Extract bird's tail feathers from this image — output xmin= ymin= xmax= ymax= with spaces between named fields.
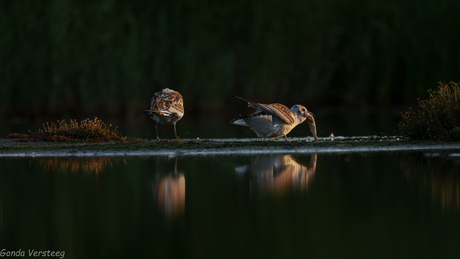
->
xmin=231 ymin=95 xmax=247 ymax=102
xmin=230 ymin=118 xmax=248 ymax=126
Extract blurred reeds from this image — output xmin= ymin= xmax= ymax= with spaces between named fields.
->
xmin=400 ymin=154 xmax=460 ymax=210
xmin=1 ymin=0 xmax=459 ymax=117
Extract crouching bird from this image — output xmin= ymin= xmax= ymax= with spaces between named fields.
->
xmin=145 ymin=88 xmax=184 ymax=141
xmin=230 ymin=95 xmax=318 ymax=141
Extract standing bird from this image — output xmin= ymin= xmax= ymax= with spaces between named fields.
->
xmin=230 ymin=95 xmax=318 ymax=141
xmin=145 ymin=88 xmax=184 ymax=141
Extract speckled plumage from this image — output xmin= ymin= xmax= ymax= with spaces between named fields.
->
xmin=230 ymin=95 xmax=318 ymax=141
xmin=145 ymin=88 xmax=184 ymax=141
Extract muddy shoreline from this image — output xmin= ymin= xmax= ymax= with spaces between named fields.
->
xmin=1 ymin=136 xmax=460 ymax=157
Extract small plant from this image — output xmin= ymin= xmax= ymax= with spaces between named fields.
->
xmin=450 ymin=126 xmax=460 ymax=140
xmin=5 ymin=117 xmax=129 ymax=142
xmin=397 ymin=81 xmax=460 ymax=140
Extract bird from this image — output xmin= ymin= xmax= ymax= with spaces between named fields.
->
xmin=230 ymin=95 xmax=318 ymax=141
xmin=145 ymin=88 xmax=184 ymax=141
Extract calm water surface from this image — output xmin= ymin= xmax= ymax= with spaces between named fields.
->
xmin=1 ymin=152 xmax=460 ymax=258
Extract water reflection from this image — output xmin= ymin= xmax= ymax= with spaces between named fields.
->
xmin=3 ymin=153 xmax=460 ymax=258
xmin=1 ymin=200 xmax=3 ymax=231
xmin=236 ymin=154 xmax=317 ymax=196
xmin=400 ymin=153 xmax=460 ymax=210
xmin=152 ymin=159 xmax=186 ymax=217
xmin=37 ymin=157 xmax=114 ymax=174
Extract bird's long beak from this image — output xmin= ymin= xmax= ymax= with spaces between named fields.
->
xmin=305 ymin=112 xmax=318 ymax=141
xmin=308 ymin=121 xmax=318 ymax=141
xmin=303 ymin=111 xmax=315 ymax=118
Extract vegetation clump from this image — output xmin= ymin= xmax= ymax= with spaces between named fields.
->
xmin=5 ymin=117 xmax=129 ymax=142
xmin=398 ymin=82 xmax=460 ymax=140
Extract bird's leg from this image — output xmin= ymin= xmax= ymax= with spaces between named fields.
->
xmin=174 ymin=157 xmax=178 ymax=174
xmin=173 ymin=123 xmax=178 ymax=140
xmin=155 ymin=122 xmax=160 ymax=141
xmin=284 ymin=135 xmax=290 ymax=142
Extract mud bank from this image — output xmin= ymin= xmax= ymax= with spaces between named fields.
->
xmin=1 ymin=136 xmax=459 ymax=157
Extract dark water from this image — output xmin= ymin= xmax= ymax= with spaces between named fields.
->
xmin=1 ymin=152 xmax=460 ymax=259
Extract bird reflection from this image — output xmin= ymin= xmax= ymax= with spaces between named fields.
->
xmin=235 ymin=154 xmax=317 ymax=196
xmin=152 ymin=158 xmax=185 ymax=218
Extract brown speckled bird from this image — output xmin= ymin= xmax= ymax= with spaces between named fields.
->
xmin=145 ymin=88 xmax=184 ymax=141
xmin=230 ymin=95 xmax=318 ymax=141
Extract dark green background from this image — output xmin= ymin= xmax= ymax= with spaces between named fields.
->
xmin=1 ymin=0 xmax=459 ymax=118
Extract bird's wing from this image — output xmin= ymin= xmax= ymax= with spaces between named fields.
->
xmin=151 ymin=90 xmax=184 ymax=114
xmin=232 ymin=95 xmax=295 ymax=124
